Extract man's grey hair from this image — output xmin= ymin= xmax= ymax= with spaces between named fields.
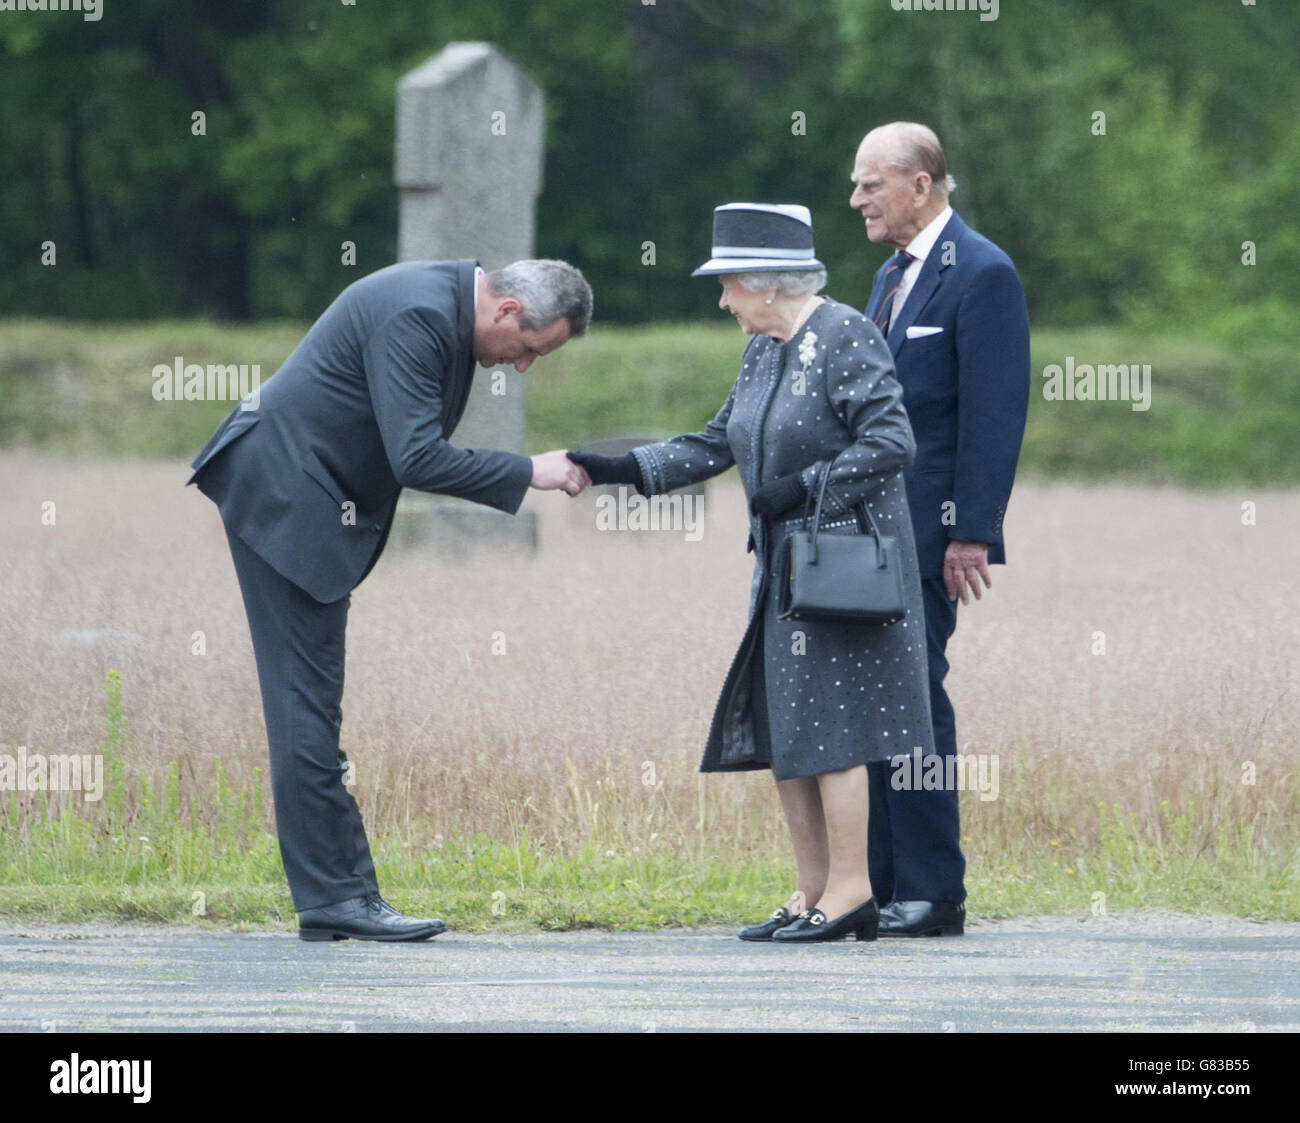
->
xmin=736 ymin=269 xmax=828 ymax=297
xmin=486 ymin=259 xmax=593 ymax=336
xmin=870 ymin=121 xmax=957 ymax=201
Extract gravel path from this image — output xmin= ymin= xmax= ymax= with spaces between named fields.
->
xmin=2 ymin=912 xmax=1295 ymax=1032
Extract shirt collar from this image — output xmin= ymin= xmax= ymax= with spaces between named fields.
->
xmin=903 ymin=204 xmax=953 ymax=264
xmin=474 ymin=265 xmax=484 ymax=312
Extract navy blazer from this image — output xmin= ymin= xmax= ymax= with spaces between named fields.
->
xmin=188 ymin=259 xmax=534 ymax=603
xmin=865 ymin=211 xmax=1030 ymax=580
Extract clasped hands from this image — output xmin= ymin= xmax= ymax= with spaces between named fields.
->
xmin=528 ymin=450 xmax=592 ymax=496
xmin=529 ymin=449 xmax=646 ymax=497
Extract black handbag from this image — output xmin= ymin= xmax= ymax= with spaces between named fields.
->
xmin=775 ymin=466 xmax=906 ymax=624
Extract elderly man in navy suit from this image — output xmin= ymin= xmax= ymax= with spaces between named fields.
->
xmin=854 ymin=122 xmax=1030 ymax=936
xmin=189 ymin=258 xmax=593 ymax=941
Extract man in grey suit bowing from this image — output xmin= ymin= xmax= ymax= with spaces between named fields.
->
xmin=188 ymin=258 xmax=593 ymax=941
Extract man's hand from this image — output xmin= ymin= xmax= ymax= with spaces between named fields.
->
xmin=943 ymin=540 xmax=991 ymax=605
xmin=530 ymin=449 xmax=591 ymax=496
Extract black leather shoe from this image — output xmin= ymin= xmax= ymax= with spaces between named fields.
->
xmin=738 ymin=906 xmax=798 ymax=941
xmin=772 ymin=898 xmax=879 ymax=943
xmin=298 ymin=893 xmax=446 ymax=942
xmin=877 ymin=899 xmax=965 ymax=937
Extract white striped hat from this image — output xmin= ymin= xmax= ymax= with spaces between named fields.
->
xmin=691 ymin=203 xmax=826 ymax=276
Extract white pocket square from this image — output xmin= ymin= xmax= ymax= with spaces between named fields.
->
xmin=906 ymin=325 xmax=944 ymax=339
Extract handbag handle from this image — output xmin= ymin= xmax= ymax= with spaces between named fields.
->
xmin=803 ymin=465 xmax=886 ymax=569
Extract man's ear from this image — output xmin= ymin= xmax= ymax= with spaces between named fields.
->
xmin=492 ymin=297 xmax=522 ymax=324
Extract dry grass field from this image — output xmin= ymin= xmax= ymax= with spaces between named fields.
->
xmin=1 ymin=451 xmax=1297 ymax=920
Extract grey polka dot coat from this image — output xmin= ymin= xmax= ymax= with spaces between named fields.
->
xmin=632 ymin=299 xmax=936 ymax=779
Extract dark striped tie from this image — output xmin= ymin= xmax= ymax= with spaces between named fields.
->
xmin=873 ymin=249 xmax=915 ymax=333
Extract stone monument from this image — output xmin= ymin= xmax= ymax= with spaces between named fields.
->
xmin=392 ymin=41 xmax=545 ymax=555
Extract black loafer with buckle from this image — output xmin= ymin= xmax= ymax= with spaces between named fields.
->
xmin=772 ymin=898 xmax=880 ymax=943
xmin=738 ymin=906 xmax=799 ymax=941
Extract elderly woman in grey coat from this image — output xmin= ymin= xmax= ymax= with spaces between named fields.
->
xmin=570 ymin=204 xmax=935 ymax=942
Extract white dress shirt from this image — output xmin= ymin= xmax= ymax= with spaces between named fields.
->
xmin=893 ymin=204 xmax=953 ymax=322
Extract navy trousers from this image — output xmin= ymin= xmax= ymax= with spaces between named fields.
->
xmin=867 ymin=577 xmax=965 ymax=904
xmin=224 ymin=522 xmax=379 ymax=912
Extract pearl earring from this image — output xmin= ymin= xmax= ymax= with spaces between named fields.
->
xmin=765 ymin=296 xmax=774 ymax=305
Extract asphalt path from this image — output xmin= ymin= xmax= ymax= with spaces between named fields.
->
xmin=2 ymin=912 xmax=1295 ymax=1032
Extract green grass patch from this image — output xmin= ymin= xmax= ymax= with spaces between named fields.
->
xmin=2 ymin=672 xmax=1296 ymax=930
xmin=2 ymin=317 xmax=1299 ymax=486
xmin=5 ymin=825 xmax=1296 ymax=931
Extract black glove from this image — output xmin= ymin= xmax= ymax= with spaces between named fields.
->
xmin=749 ymin=472 xmax=808 ymax=520
xmin=566 ymin=450 xmax=645 ymax=491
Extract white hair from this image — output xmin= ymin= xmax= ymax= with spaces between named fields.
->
xmin=486 ymin=259 xmax=593 ymax=336
xmin=736 ymin=269 xmax=828 ymax=297
xmin=869 ymin=121 xmax=958 ymax=201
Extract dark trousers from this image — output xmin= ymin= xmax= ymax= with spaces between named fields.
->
xmin=867 ymin=577 xmax=965 ymax=904
xmin=224 ymin=523 xmax=379 ymax=912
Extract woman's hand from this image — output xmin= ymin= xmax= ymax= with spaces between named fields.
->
xmin=749 ymin=473 xmax=807 ymax=520
xmin=565 ymin=450 xmax=645 ymax=490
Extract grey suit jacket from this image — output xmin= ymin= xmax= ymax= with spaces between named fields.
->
xmin=188 ymin=259 xmax=533 ymax=603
